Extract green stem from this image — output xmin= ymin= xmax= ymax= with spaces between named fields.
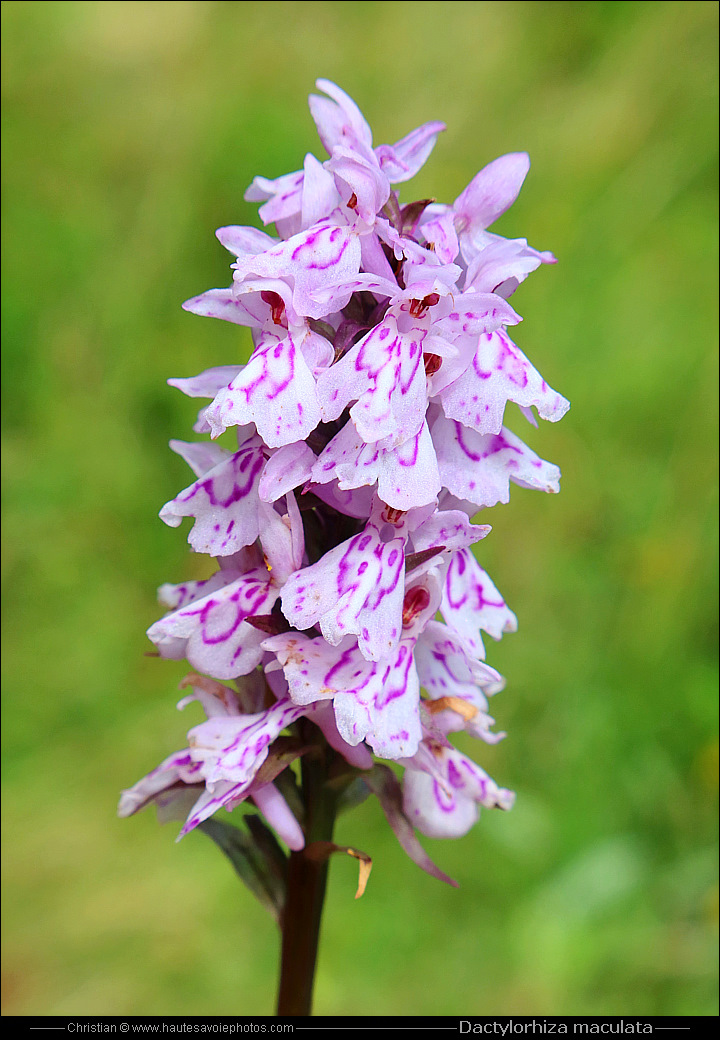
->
xmin=276 ymin=741 xmax=337 ymax=1017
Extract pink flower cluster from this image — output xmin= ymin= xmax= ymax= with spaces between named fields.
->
xmin=119 ymin=81 xmax=568 ymax=880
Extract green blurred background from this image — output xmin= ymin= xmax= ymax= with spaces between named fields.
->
xmin=2 ymin=0 xmax=717 ymax=1018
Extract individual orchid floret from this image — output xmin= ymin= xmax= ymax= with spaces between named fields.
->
xmin=420 ymin=152 xmax=532 ymax=265
xmin=179 ymin=285 xmax=335 ymax=446
xmin=159 ymin=431 xmax=265 ymax=557
xmin=265 ymin=632 xmax=421 ymax=760
xmin=280 ymin=497 xmax=407 ymax=662
xmin=149 ymin=495 xmax=304 ymax=680
xmin=230 ymin=220 xmax=362 ymax=322
xmin=440 ymin=549 xmax=517 ymax=658
xmin=147 ymin=562 xmax=278 ymax=679
xmin=432 ymin=414 xmax=560 ymax=510
xmin=204 ymin=326 xmax=327 ymax=447
xmin=119 ymin=673 xmax=311 ymax=848
xmin=402 ymin=741 xmax=515 ymax=839
xmin=437 ymin=328 xmax=570 ymax=435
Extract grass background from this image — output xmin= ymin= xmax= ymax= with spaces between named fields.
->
xmin=2 ymin=0 xmax=717 ymax=1018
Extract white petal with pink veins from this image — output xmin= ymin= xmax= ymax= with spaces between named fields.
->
xmin=414 ymin=619 xmax=505 ymax=698
xmin=118 ymin=751 xmax=203 ymax=818
xmin=439 ymin=329 xmax=569 ymax=435
xmin=159 ymin=437 xmax=265 ymax=556
xmin=316 ymin=313 xmax=427 ymax=446
xmin=280 ymin=520 xmax=406 ymax=662
xmin=232 ymin=222 xmax=361 ymax=321
xmin=403 ymin=745 xmax=515 ymax=838
xmin=311 ymin=420 xmax=440 ymax=511
xmin=441 ymin=550 xmax=517 ymax=656
xmin=432 ymin=415 xmax=561 ymax=509
xmin=266 ymin=632 xmax=421 ymax=760
xmin=187 ymin=697 xmax=307 ymax=786
xmin=204 ymin=329 xmax=322 ymax=447
xmin=147 ymin=568 xmax=277 ymax=680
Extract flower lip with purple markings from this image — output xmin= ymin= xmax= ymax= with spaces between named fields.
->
xmin=121 ymin=78 xmax=567 ymax=882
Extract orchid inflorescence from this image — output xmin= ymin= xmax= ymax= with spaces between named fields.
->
xmin=119 ymin=80 xmax=569 ymax=891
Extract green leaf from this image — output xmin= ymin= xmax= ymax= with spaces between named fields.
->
xmin=198 ymin=816 xmax=287 ymax=923
xmin=335 ymin=775 xmax=372 ymax=814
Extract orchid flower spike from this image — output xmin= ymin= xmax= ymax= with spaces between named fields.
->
xmin=121 ymin=79 xmax=568 ymax=893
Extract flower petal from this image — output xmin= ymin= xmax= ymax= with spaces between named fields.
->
xmin=259 ymin=442 xmax=316 ymax=503
xmin=148 ymin=570 xmax=278 ymax=680
xmin=439 ymin=329 xmax=569 ymax=435
xmin=167 ymin=364 xmax=241 ymax=399
xmin=204 ymin=329 xmax=322 ymax=447
xmin=403 ymin=745 xmax=515 ymax=838
xmin=317 ymin=314 xmax=427 ymax=445
xmin=309 ymin=79 xmax=374 ymax=156
xmin=312 ymin=420 xmax=440 ymax=511
xmin=454 ymin=152 xmax=530 ymax=251
xmin=376 ymin=121 xmax=446 ymax=183
xmin=280 ymin=520 xmax=406 ymax=661
xmin=432 ymin=416 xmax=561 ymax=509
xmin=441 ymin=550 xmax=517 ymax=656
xmin=159 ymin=437 xmax=265 ymax=555
xmin=118 ymin=751 xmax=203 ymax=818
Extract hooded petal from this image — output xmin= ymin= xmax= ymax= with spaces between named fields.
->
xmin=215 ymin=225 xmax=279 ymax=256
xmin=168 ymin=439 xmax=230 ymax=480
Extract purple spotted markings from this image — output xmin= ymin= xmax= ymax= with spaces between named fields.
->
xmin=120 ymin=79 xmax=568 ymax=883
